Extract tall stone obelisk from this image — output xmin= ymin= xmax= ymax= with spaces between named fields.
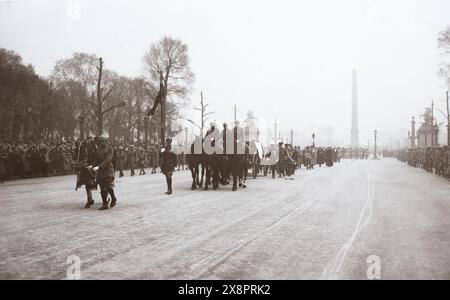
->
xmin=351 ymin=69 xmax=360 ymax=147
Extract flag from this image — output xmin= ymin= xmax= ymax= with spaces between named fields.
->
xmin=148 ymin=81 xmax=165 ymax=116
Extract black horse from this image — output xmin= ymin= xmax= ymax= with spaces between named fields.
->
xmin=72 ymin=138 xmax=98 ymax=208
xmin=227 ymin=141 xmax=252 ymax=191
xmin=203 ymin=152 xmax=223 ymax=190
xmin=186 ymin=136 xmax=206 ymax=190
xmin=187 ymin=130 xmax=255 ymax=192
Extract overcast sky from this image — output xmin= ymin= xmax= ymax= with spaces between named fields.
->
xmin=1 ymin=0 xmax=449 ymax=146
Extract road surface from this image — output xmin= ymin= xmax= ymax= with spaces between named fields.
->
xmin=0 ymin=159 xmax=449 ymax=279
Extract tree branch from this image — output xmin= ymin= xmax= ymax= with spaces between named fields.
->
xmin=101 ymin=88 xmax=113 ymax=104
xmin=184 ymin=118 xmax=201 ymax=131
xmin=102 ymin=101 xmax=126 ymax=115
xmin=88 ymin=100 xmax=97 ymax=109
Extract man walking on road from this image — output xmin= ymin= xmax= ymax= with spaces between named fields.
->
xmin=160 ymin=138 xmax=177 ymax=195
xmin=93 ymin=135 xmax=117 ymax=210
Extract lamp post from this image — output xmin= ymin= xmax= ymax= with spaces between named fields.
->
xmin=408 ymin=131 xmax=411 ymax=148
xmin=373 ymin=129 xmax=378 ymax=159
xmin=431 ymin=100 xmax=435 ymax=147
xmin=411 ymin=116 xmax=416 ymax=148
xmin=434 ymin=124 xmax=439 ymax=147
xmin=290 ymin=130 xmax=294 ymax=146
xmin=312 ymin=132 xmax=316 ymax=148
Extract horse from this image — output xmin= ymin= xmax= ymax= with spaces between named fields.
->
xmin=203 ymin=151 xmax=223 ymax=190
xmin=186 ymin=136 xmax=206 ymax=190
xmin=187 ymin=134 xmax=225 ymax=191
xmin=187 ymin=130 xmax=257 ymax=192
xmin=203 ymin=129 xmax=225 ymax=191
xmin=239 ymin=142 xmax=254 ymax=187
xmin=227 ymin=141 xmax=253 ymax=191
xmin=72 ymin=138 xmax=98 ymax=208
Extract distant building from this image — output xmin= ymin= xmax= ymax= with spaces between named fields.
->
xmin=417 ymin=108 xmax=439 ymax=147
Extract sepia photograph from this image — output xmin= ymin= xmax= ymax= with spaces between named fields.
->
xmin=0 ymin=0 xmax=449 ymax=286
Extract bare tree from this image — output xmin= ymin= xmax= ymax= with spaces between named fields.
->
xmin=185 ymin=92 xmax=214 ymax=139
xmin=143 ymin=36 xmax=195 ymax=144
xmin=438 ymin=26 xmax=450 ymax=146
xmin=51 ymin=53 xmax=98 ymax=139
xmin=89 ymin=57 xmax=126 ymax=136
xmin=438 ymin=26 xmax=450 ymax=86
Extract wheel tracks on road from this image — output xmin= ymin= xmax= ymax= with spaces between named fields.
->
xmin=320 ymin=168 xmax=375 ymax=280
xmin=2 ymin=164 xmax=346 ymax=279
xmin=171 ymin=165 xmax=347 ymax=279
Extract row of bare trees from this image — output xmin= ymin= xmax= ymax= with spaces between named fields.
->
xmin=438 ymin=26 xmax=450 ymax=87
xmin=438 ymin=26 xmax=450 ymax=146
xmin=0 ymin=36 xmax=195 ymax=145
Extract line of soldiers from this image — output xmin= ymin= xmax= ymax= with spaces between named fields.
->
xmin=113 ymin=143 xmax=161 ymax=177
xmin=397 ymin=147 xmax=450 ymax=178
xmin=0 ymin=139 xmax=189 ymax=183
xmin=271 ymin=146 xmax=369 ymax=177
xmin=264 ymin=144 xmax=343 ymax=179
xmin=113 ymin=141 xmax=188 ymax=178
xmin=340 ymin=148 xmax=370 ymax=160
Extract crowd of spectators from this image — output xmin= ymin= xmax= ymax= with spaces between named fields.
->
xmin=0 ymin=139 xmax=173 ymax=183
xmin=0 ymin=139 xmax=74 ymax=182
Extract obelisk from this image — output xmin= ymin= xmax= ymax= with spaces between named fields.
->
xmin=351 ymin=69 xmax=360 ymax=147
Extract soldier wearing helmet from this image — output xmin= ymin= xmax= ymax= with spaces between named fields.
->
xmin=160 ymin=138 xmax=177 ymax=195
xmin=92 ymin=134 xmax=117 ymax=210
